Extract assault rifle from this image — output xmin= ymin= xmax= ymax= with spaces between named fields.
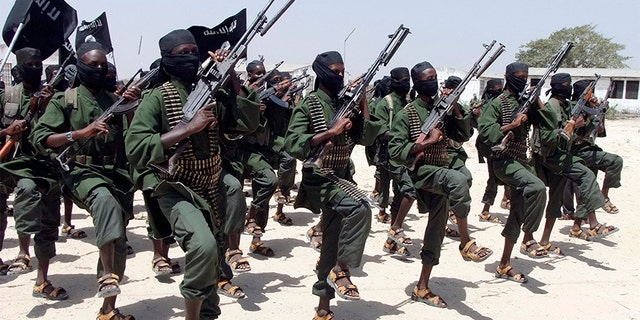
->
xmin=55 ymin=67 xmax=157 ymax=171
xmin=0 ymin=53 xmax=74 ymax=162
xmin=259 ymin=72 xmax=310 ymax=101
xmin=252 ymin=60 xmax=284 ymax=89
xmin=408 ymin=41 xmax=505 ymax=171
xmin=589 ymin=79 xmax=615 ymax=143
xmin=560 ymin=74 xmax=601 ymax=140
xmin=491 ymin=41 xmax=573 ymax=152
xmin=303 ymin=24 xmax=410 ymax=169
xmin=153 ymin=0 xmax=296 ymax=176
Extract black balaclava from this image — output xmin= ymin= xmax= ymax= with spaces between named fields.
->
xmin=105 ymin=62 xmax=118 ymax=92
xmin=549 ymin=73 xmax=572 ymax=99
xmin=390 ymin=67 xmax=410 ymax=97
xmin=159 ymin=29 xmax=200 ymax=83
xmin=484 ymin=78 xmax=504 ymax=100
xmin=312 ymin=51 xmax=344 ymax=95
xmin=374 ymin=76 xmax=392 ymax=98
xmin=572 ymin=79 xmax=592 ymax=102
xmin=15 ymin=47 xmax=42 ymax=86
xmin=76 ymin=42 xmax=108 ymax=90
xmin=411 ymin=61 xmax=438 ymax=97
xmin=505 ymin=62 xmax=528 ymax=94
xmin=444 ymin=76 xmax=462 ymax=89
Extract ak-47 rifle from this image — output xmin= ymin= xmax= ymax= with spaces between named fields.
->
xmin=0 ymin=53 xmax=75 ymax=162
xmin=252 ymin=60 xmax=284 ymax=90
xmin=259 ymin=72 xmax=310 ymax=101
xmin=55 ymin=67 xmax=157 ymax=171
xmin=491 ymin=41 xmax=574 ymax=152
xmin=151 ymin=0 xmax=296 ymax=176
xmin=408 ymin=41 xmax=505 ymax=171
xmin=303 ymin=24 xmax=410 ymax=169
xmin=589 ymin=79 xmax=616 ymax=143
xmin=560 ymin=74 xmax=601 ymax=140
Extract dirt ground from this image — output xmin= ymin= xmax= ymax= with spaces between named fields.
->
xmin=1 ymin=118 xmax=638 ymax=320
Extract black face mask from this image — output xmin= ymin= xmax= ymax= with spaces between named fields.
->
xmin=18 ymin=64 xmax=42 ymax=86
xmin=552 ymin=84 xmax=572 ymax=99
xmin=104 ymin=77 xmax=117 ymax=93
xmin=391 ymin=80 xmax=410 ymax=97
xmin=506 ymin=73 xmax=527 ymax=94
xmin=484 ymin=89 xmax=502 ymax=100
xmin=77 ymin=61 xmax=108 ymax=90
xmin=162 ymin=53 xmax=200 ymax=83
xmin=413 ymin=79 xmax=439 ymax=97
xmin=317 ymin=70 xmax=343 ymax=94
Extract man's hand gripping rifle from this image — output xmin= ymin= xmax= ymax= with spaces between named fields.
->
xmin=302 ymin=24 xmax=410 ymax=169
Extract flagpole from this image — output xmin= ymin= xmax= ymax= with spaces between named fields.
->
xmin=0 ymin=21 xmax=27 ymax=75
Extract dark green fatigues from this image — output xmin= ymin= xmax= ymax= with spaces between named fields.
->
xmin=477 ymin=92 xmax=547 ymax=244
xmin=284 ymin=89 xmax=380 ymax=299
xmin=372 ymin=92 xmax=416 ymax=213
xmin=31 ymin=85 xmax=134 ymax=280
xmin=388 ymin=97 xmax=471 ymax=265
xmin=532 ymin=97 xmax=605 ymax=219
xmin=264 ymin=94 xmax=297 ymax=198
xmin=0 ymin=84 xmax=61 ymax=260
xmin=125 ymin=79 xmax=259 ymax=318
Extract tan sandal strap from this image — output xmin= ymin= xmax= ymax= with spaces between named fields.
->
xmin=33 ymin=280 xmax=52 ymax=292
xmin=462 ymin=240 xmax=476 ymax=253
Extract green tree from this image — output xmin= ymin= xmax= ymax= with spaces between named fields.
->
xmin=516 ymin=24 xmax=630 ymax=68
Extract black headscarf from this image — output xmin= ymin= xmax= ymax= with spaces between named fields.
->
xmin=444 ymin=76 xmax=462 ymax=89
xmin=312 ymin=51 xmax=344 ymax=94
xmin=159 ymin=29 xmax=200 ymax=83
xmin=548 ymin=73 xmax=572 ymax=99
xmin=483 ymin=78 xmax=504 ymax=100
xmin=105 ymin=62 xmax=118 ymax=92
xmin=572 ymin=79 xmax=592 ymax=101
xmin=505 ymin=62 xmax=528 ymax=93
xmin=411 ymin=61 xmax=438 ymax=97
xmin=389 ymin=67 xmax=410 ymax=97
xmin=76 ymin=42 xmax=107 ymax=90
xmin=374 ymin=76 xmax=392 ymax=98
xmin=15 ymin=47 xmax=42 ymax=85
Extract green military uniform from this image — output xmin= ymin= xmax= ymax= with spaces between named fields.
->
xmin=125 ymin=78 xmax=259 ymax=317
xmin=533 ymin=97 xmax=605 ymax=219
xmin=31 ymin=84 xmax=133 ymax=280
xmin=264 ymin=94 xmax=297 ymax=199
xmin=571 ymin=114 xmax=623 ymax=194
xmin=477 ymin=91 xmax=547 ymax=244
xmin=445 ymin=105 xmax=473 ymax=185
xmin=372 ymin=91 xmax=416 ymax=214
xmin=0 ymin=84 xmax=61 ymax=261
xmin=284 ymin=89 xmax=380 ymax=299
xmin=388 ymin=96 xmax=471 ymax=265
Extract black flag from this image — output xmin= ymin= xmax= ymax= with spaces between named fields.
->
xmin=2 ymin=0 xmax=78 ymax=59
xmin=75 ymin=12 xmax=113 ymax=53
xmin=188 ymin=9 xmax=247 ymax=62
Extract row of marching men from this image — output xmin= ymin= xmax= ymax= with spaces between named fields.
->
xmin=0 ymin=33 xmax=622 ymax=320
xmin=0 ymin=28 xmax=311 ymax=319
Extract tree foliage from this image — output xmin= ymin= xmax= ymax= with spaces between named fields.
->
xmin=516 ymin=24 xmax=630 ymax=68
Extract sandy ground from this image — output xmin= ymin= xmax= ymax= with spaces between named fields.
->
xmin=1 ymin=118 xmax=639 ymax=320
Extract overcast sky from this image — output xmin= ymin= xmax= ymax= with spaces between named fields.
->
xmin=3 ymin=0 xmax=639 ymax=79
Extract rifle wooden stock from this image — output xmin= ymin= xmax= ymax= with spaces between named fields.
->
xmin=560 ymin=74 xmax=600 ymax=141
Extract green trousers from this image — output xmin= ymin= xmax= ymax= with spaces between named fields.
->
xmin=12 ymin=178 xmax=60 ymax=260
xmin=85 ymin=186 xmax=129 ymax=280
xmin=157 ymin=188 xmax=221 ymax=317
xmin=377 ymin=163 xmax=416 ymax=214
xmin=219 ymin=171 xmax=246 ymax=282
xmin=277 ymin=151 xmax=297 ymax=197
xmin=575 ymin=149 xmax=623 ymax=189
xmin=481 ymin=158 xmax=501 ymax=205
xmin=312 ymin=193 xmax=371 ymax=299
xmin=492 ymin=159 xmax=546 ymax=244
xmin=0 ymin=191 xmax=8 ymax=251
xmin=538 ymin=155 xmax=606 ymax=219
xmin=414 ymin=167 xmax=471 ymax=265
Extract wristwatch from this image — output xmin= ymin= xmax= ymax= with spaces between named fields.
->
xmin=65 ymin=131 xmax=74 ymax=142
